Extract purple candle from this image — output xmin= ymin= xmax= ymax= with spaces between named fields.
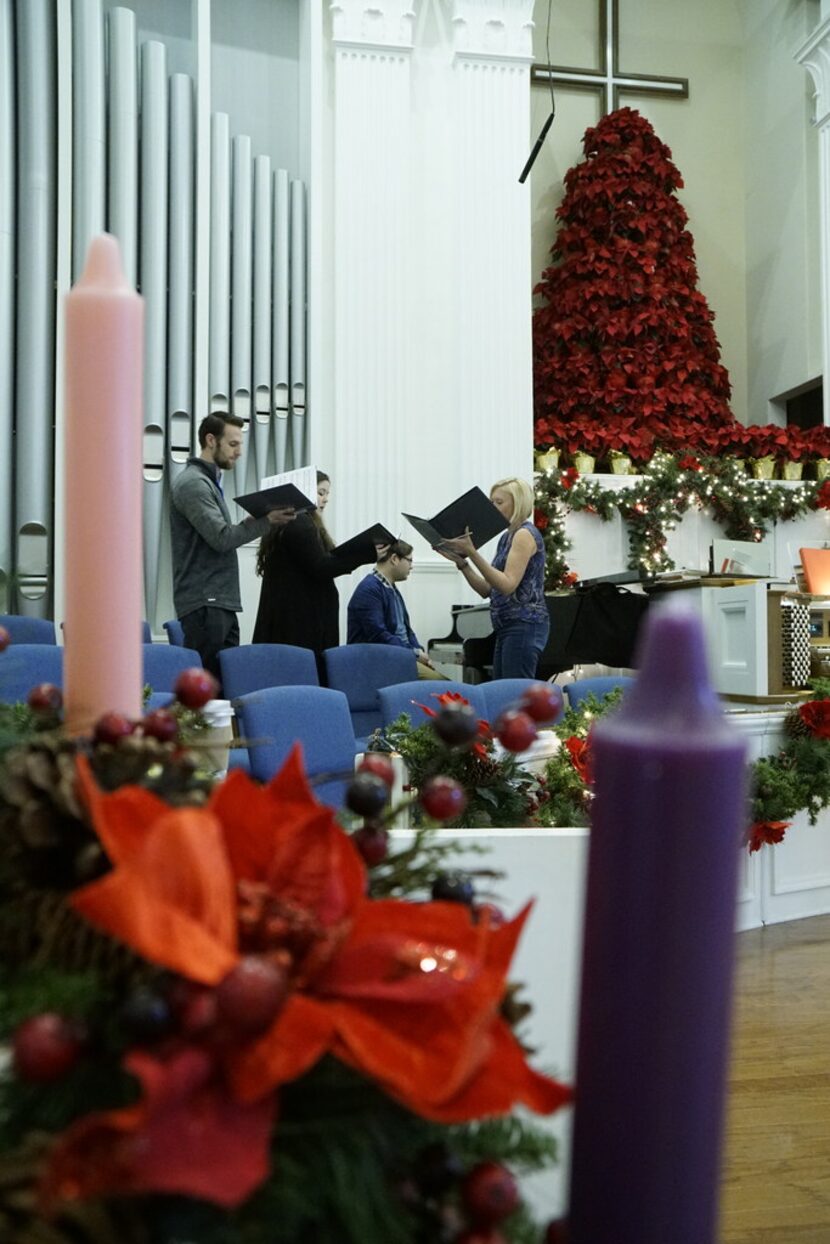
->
xmin=568 ymin=603 xmax=747 ymax=1244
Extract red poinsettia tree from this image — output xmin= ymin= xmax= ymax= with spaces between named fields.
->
xmin=533 ymin=107 xmax=734 ymax=459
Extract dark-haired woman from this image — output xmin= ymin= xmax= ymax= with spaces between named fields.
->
xmin=252 ymin=472 xmax=377 ymax=679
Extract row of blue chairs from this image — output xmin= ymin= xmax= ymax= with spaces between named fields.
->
xmin=233 ymin=674 xmax=634 ymax=807
xmin=0 ymin=615 xmax=182 ymax=646
xmin=0 ymin=643 xmax=202 ymax=705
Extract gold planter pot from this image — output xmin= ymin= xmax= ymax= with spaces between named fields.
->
xmin=815 ymin=458 xmax=830 ymax=481
xmin=750 ymin=455 xmax=776 ymax=480
xmin=609 ymin=453 xmax=632 ymax=476
xmin=571 ymin=451 xmax=596 ymax=474
xmin=534 ymin=446 xmax=561 ymax=473
xmin=780 ymin=460 xmax=804 ymax=481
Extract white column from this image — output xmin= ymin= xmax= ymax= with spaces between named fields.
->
xmin=797 ymin=18 xmax=830 ymax=427
xmin=330 ymin=0 xmax=416 ymax=546
xmin=449 ymin=0 xmax=535 ymax=486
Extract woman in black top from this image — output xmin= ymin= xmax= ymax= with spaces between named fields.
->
xmin=252 ymin=471 xmax=377 ymax=679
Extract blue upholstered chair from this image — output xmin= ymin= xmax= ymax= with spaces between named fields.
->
xmin=142 ymin=643 xmax=202 ymax=693
xmin=323 ymin=644 xmax=419 ymax=749
xmin=145 ymin=691 xmax=175 ymax=711
xmin=163 ymin=619 xmax=185 ymax=646
xmin=479 ymin=679 xmax=554 ymax=726
xmin=234 ymin=686 xmax=356 ymax=807
xmin=0 ymin=644 xmax=63 ymax=703
xmin=565 ymin=675 xmax=635 ymax=710
xmin=219 ymin=643 xmax=319 ymax=702
xmin=0 ymin=615 xmax=56 ymax=644
xmin=377 ymin=679 xmax=487 ymax=731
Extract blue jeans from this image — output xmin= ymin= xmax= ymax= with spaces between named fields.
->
xmin=492 ymin=617 xmax=550 ymax=679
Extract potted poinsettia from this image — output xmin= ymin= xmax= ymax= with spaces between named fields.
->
xmin=803 ymin=425 xmax=830 ymax=479
xmin=560 ymin=417 xmax=608 ymax=474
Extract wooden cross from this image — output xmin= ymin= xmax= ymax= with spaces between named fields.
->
xmin=531 ymin=0 xmax=688 ymax=112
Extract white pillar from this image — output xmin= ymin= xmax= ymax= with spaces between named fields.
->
xmin=449 ymin=0 xmax=535 ymax=486
xmin=797 ymin=17 xmax=830 ymax=427
xmin=330 ymin=0 xmax=416 ymax=543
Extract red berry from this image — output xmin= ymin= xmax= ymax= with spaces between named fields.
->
xmin=167 ymin=978 xmax=219 ymax=1035
xmin=13 ymin=1014 xmax=85 ymax=1083
xmin=352 ymin=824 xmax=389 ymax=866
xmin=93 ymin=711 xmax=136 ymax=745
xmin=0 ymin=624 xmax=11 ymax=652
xmin=174 ymin=667 xmax=218 ymax=709
xmin=461 ymin=1161 xmax=520 ymax=1226
xmin=215 ymin=956 xmax=289 ymax=1037
xmin=142 ymin=707 xmax=179 ymax=743
xmin=27 ymin=682 xmax=62 ymax=713
xmin=420 ymin=776 xmax=467 ymax=821
xmin=432 ymin=702 xmax=480 ymax=747
xmin=545 ymin=1220 xmax=569 ymax=1244
xmin=495 ymin=709 xmax=537 ymax=752
xmin=358 ymin=753 xmax=395 ymax=788
xmin=521 ymin=682 xmax=564 ymax=724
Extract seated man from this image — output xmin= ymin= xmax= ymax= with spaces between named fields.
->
xmin=347 ymin=540 xmax=444 ymax=679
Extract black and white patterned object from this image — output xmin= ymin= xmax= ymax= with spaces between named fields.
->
xmin=781 ymin=598 xmax=811 ymax=688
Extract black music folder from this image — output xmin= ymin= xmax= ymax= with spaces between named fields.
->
xmin=334 ymin=523 xmax=396 ymax=559
xmin=402 ymin=487 xmax=508 ymax=550
xmin=234 ymin=482 xmax=316 ymax=518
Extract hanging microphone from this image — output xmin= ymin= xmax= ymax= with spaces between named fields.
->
xmin=519 ymin=110 xmax=554 ymax=184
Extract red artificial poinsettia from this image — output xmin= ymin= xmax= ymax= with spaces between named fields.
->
xmin=564 ymin=735 xmax=593 ymax=785
xmin=560 ymin=468 xmax=580 ymax=491
xmin=43 ymin=1048 xmax=276 ymax=1209
xmin=816 ymin=480 xmax=830 ymax=511
xmin=677 ymin=454 xmax=701 ymax=472
xmin=49 ymin=749 xmax=569 ymax=1207
xmin=798 ymin=699 xmax=830 ymax=739
xmin=746 ymin=820 xmax=790 ymax=854
xmin=534 ymin=507 xmax=549 ymax=532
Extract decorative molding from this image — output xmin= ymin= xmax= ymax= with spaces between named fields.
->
xmin=330 ymin=0 xmax=417 ymax=51
xmin=796 ymin=17 xmax=830 ymax=127
xmin=450 ymin=0 xmax=534 ymax=63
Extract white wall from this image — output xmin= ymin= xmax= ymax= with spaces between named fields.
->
xmin=743 ymin=0 xmax=822 ymax=422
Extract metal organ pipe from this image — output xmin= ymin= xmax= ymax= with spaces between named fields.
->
xmin=0 ymin=0 xmax=14 ymax=609
xmin=252 ymin=154 xmax=273 ymax=480
xmin=289 ymin=178 xmax=307 ymax=466
xmin=71 ymin=0 xmax=105 ymax=280
xmin=231 ymin=134 xmax=253 ymax=499
xmin=14 ymin=0 xmax=56 ymax=616
xmin=209 ymin=112 xmax=231 ymax=415
xmin=107 ymin=7 xmax=138 ymax=286
xmin=139 ymin=39 xmax=168 ymax=624
xmin=272 ymin=168 xmax=290 ymax=473
xmin=167 ymin=73 xmax=195 ymax=485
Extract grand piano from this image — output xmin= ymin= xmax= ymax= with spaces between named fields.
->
xmin=428 ymin=579 xmax=650 ymax=682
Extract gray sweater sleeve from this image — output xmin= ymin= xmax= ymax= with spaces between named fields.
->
xmin=172 ymin=473 xmax=271 ymax=552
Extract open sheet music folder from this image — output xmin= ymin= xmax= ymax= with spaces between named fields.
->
xmin=333 ymin=523 xmax=396 ymax=560
xmin=234 ymin=482 xmax=316 ymax=519
xmin=402 ymin=486 xmax=508 ymax=550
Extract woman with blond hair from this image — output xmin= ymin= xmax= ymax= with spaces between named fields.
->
xmin=439 ymin=476 xmax=549 ymax=679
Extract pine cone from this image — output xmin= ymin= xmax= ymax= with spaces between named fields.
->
xmin=784 ymin=706 xmax=810 ymax=739
xmin=0 ymin=1134 xmax=150 ymax=1244
xmin=0 ymin=738 xmax=92 ymax=892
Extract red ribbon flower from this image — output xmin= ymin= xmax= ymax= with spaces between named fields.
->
xmin=798 ymin=698 xmax=830 ymax=738
xmin=817 ymin=480 xmax=830 ymax=511
xmin=560 ymin=468 xmax=580 ymax=491
xmin=564 ymin=735 xmax=593 ymax=785
xmin=49 ymin=748 xmax=570 ymax=1206
xmin=746 ymin=820 xmax=790 ymax=853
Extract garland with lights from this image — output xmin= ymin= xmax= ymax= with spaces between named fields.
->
xmin=536 ymin=684 xmax=830 ymax=855
xmin=535 ymin=455 xmax=830 ymax=588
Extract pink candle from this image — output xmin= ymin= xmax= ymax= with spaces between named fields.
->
xmin=568 ymin=603 xmax=747 ymax=1244
xmin=63 ymin=235 xmax=144 ymax=733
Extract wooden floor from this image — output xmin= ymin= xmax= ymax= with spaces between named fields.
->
xmin=719 ymin=913 xmax=830 ymax=1243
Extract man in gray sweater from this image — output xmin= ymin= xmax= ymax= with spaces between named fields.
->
xmin=170 ymin=413 xmax=294 ymax=680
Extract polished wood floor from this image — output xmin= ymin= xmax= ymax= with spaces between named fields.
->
xmin=719 ymin=913 xmax=830 ymax=1243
